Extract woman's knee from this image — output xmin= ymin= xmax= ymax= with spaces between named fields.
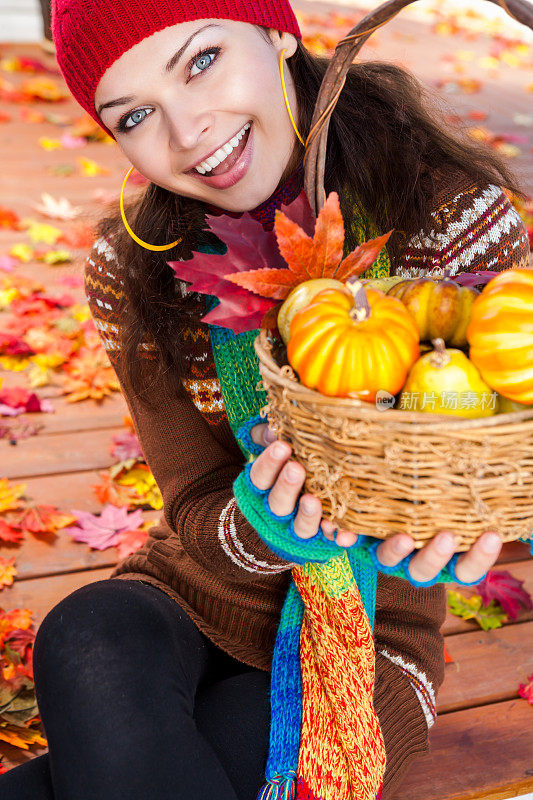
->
xmin=33 ymin=579 xmax=206 ymax=693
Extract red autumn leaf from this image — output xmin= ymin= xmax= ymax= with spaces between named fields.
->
xmin=477 ymin=569 xmax=533 ymax=621
xmin=0 ymin=207 xmax=21 ymax=230
xmin=518 ymin=673 xmax=533 ymax=704
xmin=443 ymin=643 xmax=454 ymax=664
xmin=0 ymin=520 xmax=24 ymax=544
xmin=0 ymin=334 xmax=34 ymax=357
xmin=170 ymin=189 xmax=393 ymax=333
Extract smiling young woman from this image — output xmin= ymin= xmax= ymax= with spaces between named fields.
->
xmin=1 ymin=0 xmax=529 ymax=799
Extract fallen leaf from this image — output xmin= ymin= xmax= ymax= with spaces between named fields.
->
xmin=0 ymin=520 xmax=24 ymax=544
xmin=63 ymin=503 xmax=144 ymax=550
xmin=477 ymin=569 xmax=532 ymax=621
xmin=38 ymin=137 xmax=62 ymax=151
xmin=0 ymin=207 xmax=21 ymax=230
xmin=443 ymin=643 xmax=454 ymax=664
xmin=77 ymin=157 xmax=110 ymax=177
xmin=0 ymin=480 xmax=26 ymax=514
xmin=33 ymin=193 xmax=81 ymax=221
xmin=0 ymin=559 xmax=17 ymax=589
xmin=24 ymin=221 xmax=62 ymax=246
xmin=111 ymin=430 xmax=143 ymax=461
xmin=20 ymin=77 xmax=67 ymax=102
xmin=116 ymin=525 xmax=150 ymax=559
xmin=12 ymin=504 xmax=77 ymax=536
xmin=518 ymin=673 xmax=533 ymax=704
xmin=8 ymin=245 xmax=34 ymax=264
xmin=447 ymin=590 xmax=508 ymax=631
xmin=59 ymin=133 xmax=86 ymax=149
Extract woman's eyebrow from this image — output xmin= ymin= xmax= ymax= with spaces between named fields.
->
xmin=97 ymin=23 xmax=222 ymax=117
xmin=164 ymin=23 xmax=222 ymax=73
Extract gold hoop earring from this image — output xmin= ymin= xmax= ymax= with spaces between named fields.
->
xmin=120 ymin=166 xmax=181 ymax=252
xmin=279 ymin=49 xmax=305 ymax=146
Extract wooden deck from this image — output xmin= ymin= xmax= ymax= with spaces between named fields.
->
xmin=1 ymin=5 xmax=533 ymax=796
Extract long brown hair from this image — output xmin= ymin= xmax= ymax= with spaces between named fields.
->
xmin=98 ymin=33 xmax=526 ymax=407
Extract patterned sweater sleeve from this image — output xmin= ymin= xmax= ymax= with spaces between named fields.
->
xmin=392 ymin=177 xmax=530 ymax=277
xmin=84 ymin=236 xmax=295 ymax=582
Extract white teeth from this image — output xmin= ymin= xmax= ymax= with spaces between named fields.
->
xmin=194 ymin=122 xmax=251 ymax=174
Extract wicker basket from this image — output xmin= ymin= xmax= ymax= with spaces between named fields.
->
xmin=254 ymin=0 xmax=533 ymax=550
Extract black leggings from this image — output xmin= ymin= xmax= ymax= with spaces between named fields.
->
xmin=0 ymin=579 xmax=271 ymax=800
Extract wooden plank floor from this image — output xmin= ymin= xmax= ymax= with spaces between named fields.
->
xmin=1 ymin=6 xmax=533 ymax=797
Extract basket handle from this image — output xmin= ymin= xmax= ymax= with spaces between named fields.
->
xmin=303 ymin=0 xmax=533 ymax=214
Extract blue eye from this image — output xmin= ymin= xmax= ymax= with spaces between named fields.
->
xmin=117 ymin=108 xmax=152 ymax=133
xmin=190 ymin=50 xmax=217 ymax=78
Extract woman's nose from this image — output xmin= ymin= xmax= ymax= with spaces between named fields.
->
xmin=165 ymin=108 xmax=211 ymax=153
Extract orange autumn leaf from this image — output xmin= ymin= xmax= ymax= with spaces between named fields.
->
xmin=12 ymin=504 xmax=77 ymax=536
xmin=0 ymin=724 xmax=47 ymax=750
xmin=0 ymin=480 xmax=26 ymax=514
xmin=0 ymin=558 xmax=17 ymax=589
xmin=226 ymin=192 xmax=393 ymax=300
xmin=444 ymin=643 xmax=454 ymax=664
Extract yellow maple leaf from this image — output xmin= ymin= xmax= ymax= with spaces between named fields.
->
xmin=24 ymin=220 xmax=62 ymax=246
xmin=71 ymin=304 xmax=92 ymax=323
xmin=0 ymin=288 xmax=21 ymax=308
xmin=77 ymin=157 xmax=110 ymax=177
xmin=0 ymin=558 xmax=17 ymax=590
xmin=26 ymin=364 xmax=52 ymax=388
xmin=42 ymin=250 xmax=72 ymax=264
xmin=9 ymin=244 xmax=34 ymax=263
xmin=0 ymin=356 xmax=29 ymax=372
xmin=38 ymin=137 xmax=62 ymax=151
xmin=30 ymin=352 xmax=67 ymax=370
xmin=0 ymin=479 xmax=26 ymax=513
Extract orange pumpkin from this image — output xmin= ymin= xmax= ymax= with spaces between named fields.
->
xmin=287 ymin=282 xmax=420 ymax=400
xmin=466 ymin=268 xmax=533 ymax=404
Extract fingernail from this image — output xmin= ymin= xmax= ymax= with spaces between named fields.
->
xmin=264 ymin=427 xmax=277 ymax=444
xmin=393 ymin=537 xmax=413 ymax=556
xmin=272 ymin=443 xmax=287 ymax=459
xmin=481 ymin=532 xmax=501 ymax=553
xmin=435 ymin=533 xmax=455 ymax=554
xmin=285 ymin=464 xmax=301 ymax=482
xmin=300 ymin=498 xmax=316 ymax=515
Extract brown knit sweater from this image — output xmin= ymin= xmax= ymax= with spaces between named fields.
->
xmin=84 ymin=168 xmax=530 ymax=798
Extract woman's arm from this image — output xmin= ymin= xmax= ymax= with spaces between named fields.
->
xmin=372 ymin=574 xmax=446 ymax=799
xmin=84 ymin=236 xmax=296 ymax=582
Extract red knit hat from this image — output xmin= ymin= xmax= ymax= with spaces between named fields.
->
xmin=51 ymin=0 xmax=301 ymax=135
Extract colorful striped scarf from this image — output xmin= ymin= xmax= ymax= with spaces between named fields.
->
xmin=207 ymin=202 xmax=391 ymax=799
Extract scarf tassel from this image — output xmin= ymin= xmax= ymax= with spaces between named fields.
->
xmin=256 ymin=772 xmax=297 ymax=800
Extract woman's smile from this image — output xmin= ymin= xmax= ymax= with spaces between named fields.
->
xmin=185 ymin=121 xmax=253 ymax=189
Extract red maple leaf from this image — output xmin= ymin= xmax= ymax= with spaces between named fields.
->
xmin=169 ymin=190 xmax=392 ymax=333
xmin=0 ymin=519 xmax=24 ymax=544
xmin=518 ymin=673 xmax=533 ymax=704
xmin=477 ymin=569 xmax=533 ymax=621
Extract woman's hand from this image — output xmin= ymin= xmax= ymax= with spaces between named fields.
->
xmin=250 ymin=423 xmax=503 ymax=583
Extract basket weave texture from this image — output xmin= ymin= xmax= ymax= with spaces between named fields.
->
xmin=255 ymin=331 xmax=533 ymax=550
